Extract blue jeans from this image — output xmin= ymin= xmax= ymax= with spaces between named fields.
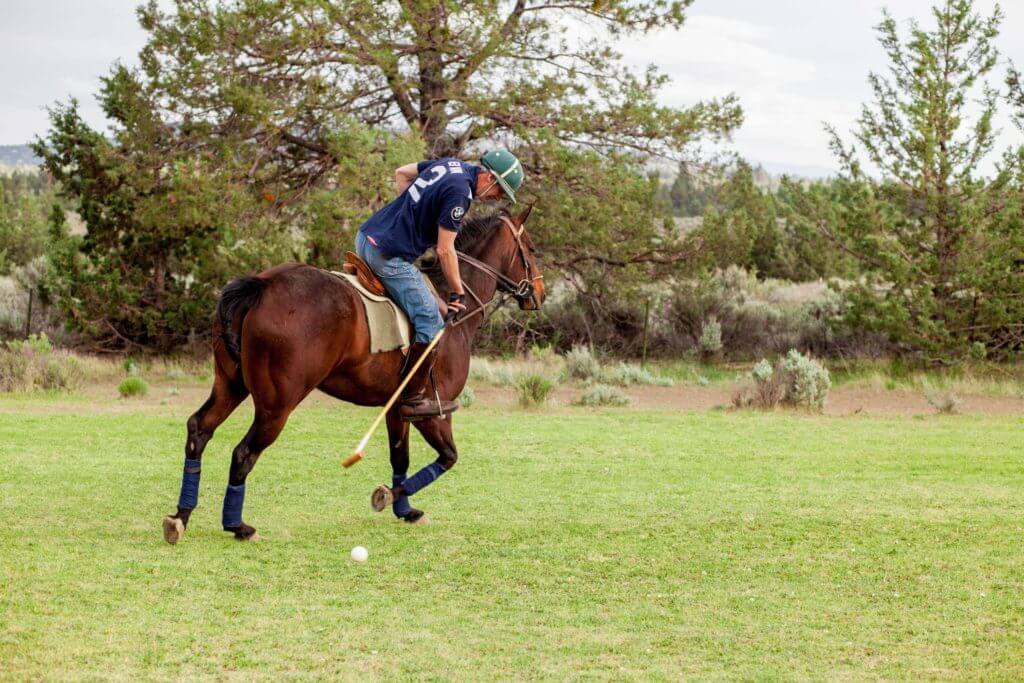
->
xmin=356 ymin=232 xmax=444 ymax=344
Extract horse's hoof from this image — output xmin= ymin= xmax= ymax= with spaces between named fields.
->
xmin=371 ymin=485 xmax=394 ymax=512
xmin=402 ymin=509 xmax=429 ymax=525
xmin=162 ymin=516 xmax=185 ymax=545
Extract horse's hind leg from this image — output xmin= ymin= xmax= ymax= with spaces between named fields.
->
xmin=372 ymin=409 xmax=428 ymax=524
xmin=221 ymin=407 xmax=292 ymax=541
xmin=163 ymin=371 xmax=248 ymax=544
xmin=372 ymin=415 xmax=456 ymax=522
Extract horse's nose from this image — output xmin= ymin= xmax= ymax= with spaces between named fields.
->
xmin=533 ymin=279 xmax=546 ymax=306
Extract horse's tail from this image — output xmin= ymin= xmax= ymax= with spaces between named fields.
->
xmin=216 ymin=276 xmax=266 ymax=361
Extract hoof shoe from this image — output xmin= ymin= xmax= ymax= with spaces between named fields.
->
xmin=371 ymin=485 xmax=394 ymax=512
xmin=162 ymin=516 xmax=184 ymax=545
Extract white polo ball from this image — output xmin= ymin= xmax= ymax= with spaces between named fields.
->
xmin=350 ymin=545 xmax=369 ymax=563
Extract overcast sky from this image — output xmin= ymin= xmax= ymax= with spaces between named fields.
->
xmin=2 ymin=0 xmax=1022 ymax=175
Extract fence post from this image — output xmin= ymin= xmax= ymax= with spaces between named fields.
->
xmin=24 ymin=289 xmax=34 ymax=339
xmin=641 ymin=298 xmax=650 ymax=369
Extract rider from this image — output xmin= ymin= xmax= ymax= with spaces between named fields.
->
xmin=356 ymin=149 xmax=525 ymax=420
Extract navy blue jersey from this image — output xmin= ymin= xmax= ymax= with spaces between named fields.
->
xmin=359 ymin=158 xmax=480 ymax=262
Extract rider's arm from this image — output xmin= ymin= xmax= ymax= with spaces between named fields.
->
xmin=436 ymin=228 xmax=466 ymax=304
xmin=394 ymin=163 xmax=419 ymax=195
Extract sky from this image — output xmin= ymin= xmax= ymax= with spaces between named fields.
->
xmin=1 ymin=0 xmax=1022 ymax=176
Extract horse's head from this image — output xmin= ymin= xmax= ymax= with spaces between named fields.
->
xmin=495 ymin=205 xmax=545 ymax=311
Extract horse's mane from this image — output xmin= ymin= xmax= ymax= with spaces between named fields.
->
xmin=421 ymin=207 xmax=509 ymax=288
xmin=455 ymin=207 xmax=509 ymax=252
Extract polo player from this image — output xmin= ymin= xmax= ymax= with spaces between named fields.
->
xmin=356 ymin=149 xmax=525 ymax=420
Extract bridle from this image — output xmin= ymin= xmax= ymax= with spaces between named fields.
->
xmin=449 ymin=215 xmax=543 ymax=328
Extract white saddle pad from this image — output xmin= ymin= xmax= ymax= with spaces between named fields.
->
xmin=331 ymin=271 xmax=411 ymax=353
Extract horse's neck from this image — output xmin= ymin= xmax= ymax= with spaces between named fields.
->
xmin=448 ymin=232 xmax=506 ymax=350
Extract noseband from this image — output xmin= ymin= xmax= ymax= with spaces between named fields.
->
xmin=451 ymin=216 xmax=543 ymax=326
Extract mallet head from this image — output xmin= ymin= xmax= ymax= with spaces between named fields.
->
xmin=342 ymin=451 xmax=364 ymax=468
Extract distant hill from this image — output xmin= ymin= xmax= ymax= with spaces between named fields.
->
xmin=0 ymin=145 xmax=41 ymax=170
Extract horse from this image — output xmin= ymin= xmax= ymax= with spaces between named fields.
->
xmin=162 ymin=205 xmax=545 ymax=543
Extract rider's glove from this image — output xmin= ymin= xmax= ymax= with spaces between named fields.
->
xmin=445 ymin=292 xmax=467 ymax=323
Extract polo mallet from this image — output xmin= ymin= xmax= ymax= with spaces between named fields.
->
xmin=342 ymin=325 xmax=447 ymax=469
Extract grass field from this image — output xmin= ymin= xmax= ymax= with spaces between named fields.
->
xmin=1 ymin=394 xmax=1023 ymax=680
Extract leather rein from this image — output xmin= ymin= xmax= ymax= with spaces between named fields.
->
xmin=447 ymin=216 xmax=543 ymax=329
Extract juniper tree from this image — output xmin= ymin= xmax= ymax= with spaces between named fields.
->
xmin=135 ymin=0 xmax=741 ymax=286
xmin=36 ymin=0 xmax=741 ymax=349
xmin=824 ymin=0 xmax=1023 ymax=361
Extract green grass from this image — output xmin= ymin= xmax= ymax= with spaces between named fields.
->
xmin=1 ymin=400 xmax=1023 ymax=679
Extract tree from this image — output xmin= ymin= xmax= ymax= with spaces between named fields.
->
xmin=0 ymin=172 xmax=53 ymax=276
xmin=138 ymin=0 xmax=739 ymax=159
xmin=661 ymin=161 xmax=711 ymax=217
xmin=136 ymin=0 xmax=741 ymax=277
xmin=824 ymin=0 xmax=1023 ymax=361
xmin=36 ymin=0 xmax=742 ymax=350
xmin=694 ymin=161 xmax=780 ymax=277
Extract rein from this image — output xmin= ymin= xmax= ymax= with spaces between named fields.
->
xmin=448 ymin=216 xmax=542 ymax=329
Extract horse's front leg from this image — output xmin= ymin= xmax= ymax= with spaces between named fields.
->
xmin=371 ymin=414 xmax=456 ymax=523
xmin=374 ymin=409 xmax=428 ymax=524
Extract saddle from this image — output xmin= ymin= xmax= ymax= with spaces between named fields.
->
xmin=342 ymin=252 xmax=386 ymax=296
xmin=341 ymin=252 xmax=448 ymax=317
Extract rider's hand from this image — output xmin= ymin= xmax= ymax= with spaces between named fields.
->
xmin=447 ymin=292 xmax=468 ymax=315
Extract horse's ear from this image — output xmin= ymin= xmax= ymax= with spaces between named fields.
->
xmin=513 ymin=204 xmax=534 ymax=226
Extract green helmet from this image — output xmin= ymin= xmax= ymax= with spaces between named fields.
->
xmin=480 ymin=149 xmax=524 ymax=203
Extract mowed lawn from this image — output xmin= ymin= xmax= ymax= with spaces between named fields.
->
xmin=1 ymin=398 xmax=1022 ymax=680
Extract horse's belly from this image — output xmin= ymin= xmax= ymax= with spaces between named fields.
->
xmin=317 ymin=371 xmax=398 ymax=407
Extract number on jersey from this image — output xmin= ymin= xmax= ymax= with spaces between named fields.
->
xmin=408 ymin=165 xmax=447 ymax=203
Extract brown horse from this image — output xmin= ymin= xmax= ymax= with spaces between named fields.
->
xmin=162 ymin=206 xmax=544 ymax=543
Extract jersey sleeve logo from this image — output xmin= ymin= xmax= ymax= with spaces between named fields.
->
xmin=451 ymin=206 xmax=466 ymax=221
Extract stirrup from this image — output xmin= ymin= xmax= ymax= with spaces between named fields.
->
xmin=400 ymin=395 xmax=459 ymax=421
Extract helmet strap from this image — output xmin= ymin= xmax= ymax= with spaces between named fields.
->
xmin=478 ymin=174 xmax=500 ymax=199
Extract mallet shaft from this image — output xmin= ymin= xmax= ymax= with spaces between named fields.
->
xmin=343 ymin=327 xmax=446 ymax=468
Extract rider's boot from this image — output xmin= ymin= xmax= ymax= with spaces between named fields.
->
xmin=399 ymin=342 xmax=459 ymax=421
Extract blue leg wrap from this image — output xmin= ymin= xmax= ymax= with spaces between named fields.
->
xmin=177 ymin=458 xmax=202 ymax=510
xmin=402 ymin=461 xmax=447 ymax=496
xmin=392 ymin=473 xmax=412 ymax=518
xmin=222 ymin=484 xmax=246 ymax=529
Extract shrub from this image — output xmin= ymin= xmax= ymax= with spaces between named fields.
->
xmin=40 ymin=356 xmax=84 ymax=391
xmin=604 ymin=362 xmax=674 ymax=387
xmin=0 ymin=333 xmax=83 ymax=393
xmin=564 ymin=344 xmax=601 ymax=382
xmin=573 ymin=383 xmax=631 ymax=407
xmin=699 ymin=315 xmax=723 ymax=357
xmin=459 ymin=384 xmax=475 ymax=409
xmin=7 ymin=333 xmax=52 ymax=354
xmin=0 ymin=276 xmax=27 ymax=338
xmin=118 ymin=377 xmax=149 ymax=398
xmin=123 ymin=358 xmax=140 ymax=377
xmin=515 ymin=373 xmax=555 ymax=408
xmin=469 ymin=358 xmax=514 ymax=386
xmin=925 ymin=388 xmax=961 ymax=415
xmin=733 ymin=350 xmax=831 ymax=411
xmin=0 ymin=347 xmax=33 ymax=391
xmin=780 ymin=349 xmax=831 ymax=410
